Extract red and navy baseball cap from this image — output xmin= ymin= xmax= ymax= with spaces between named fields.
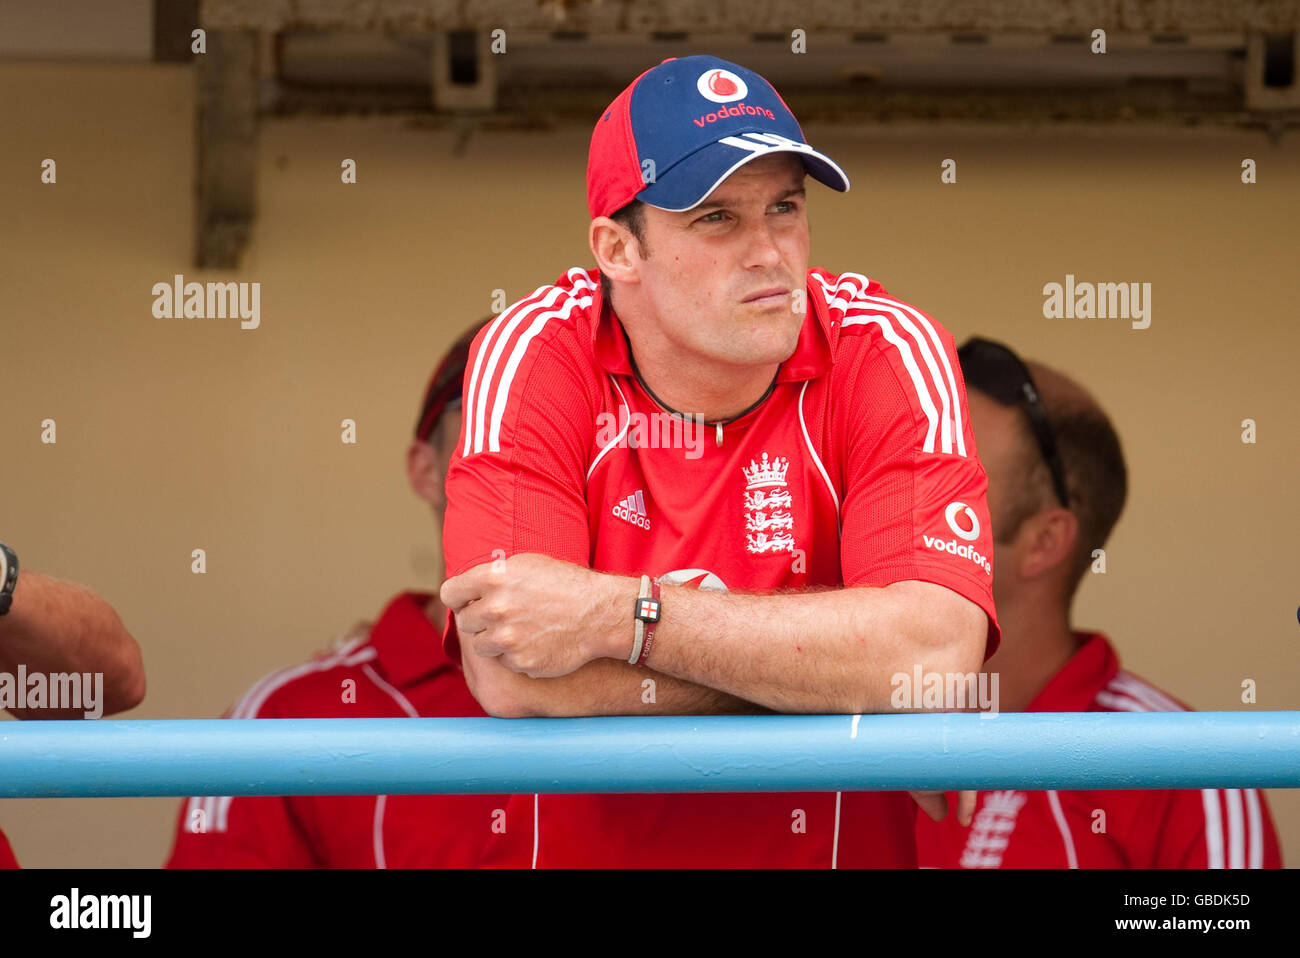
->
xmin=587 ymin=55 xmax=849 ymax=220
xmin=414 ymin=317 xmax=493 ymax=442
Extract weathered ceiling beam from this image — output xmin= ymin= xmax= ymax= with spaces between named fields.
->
xmin=201 ymin=0 xmax=1300 ymax=34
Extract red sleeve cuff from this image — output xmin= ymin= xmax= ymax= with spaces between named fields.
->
xmin=849 ymin=566 xmax=1001 ymax=662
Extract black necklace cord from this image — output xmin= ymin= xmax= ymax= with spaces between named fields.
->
xmin=623 ymin=328 xmax=779 ymax=446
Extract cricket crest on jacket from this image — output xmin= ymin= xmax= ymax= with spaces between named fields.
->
xmin=959 ymin=790 xmax=1027 ymax=868
xmin=743 ymin=452 xmax=795 ymax=555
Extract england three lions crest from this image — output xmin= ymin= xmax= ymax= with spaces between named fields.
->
xmin=743 ymin=453 xmax=795 ymax=555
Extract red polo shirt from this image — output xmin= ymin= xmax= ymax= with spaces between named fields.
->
xmin=443 ymin=265 xmax=999 ymax=867
xmin=914 ymin=633 xmax=1284 ymax=868
xmin=166 ymin=593 xmax=528 ymax=868
xmin=0 ymin=829 xmax=16 ymax=869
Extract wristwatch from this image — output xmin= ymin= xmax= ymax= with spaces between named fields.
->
xmin=0 ymin=542 xmax=17 ymax=616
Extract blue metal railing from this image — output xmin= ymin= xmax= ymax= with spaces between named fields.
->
xmin=1 ymin=712 xmax=1297 ymax=798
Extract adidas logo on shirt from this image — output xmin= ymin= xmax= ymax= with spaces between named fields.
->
xmin=611 ymin=490 xmax=651 ymax=530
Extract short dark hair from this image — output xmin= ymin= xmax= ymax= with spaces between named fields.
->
xmin=1054 ymin=404 xmax=1128 ymax=597
xmin=993 ymin=395 xmax=1128 ymax=600
xmin=598 ymin=200 xmax=648 ymax=302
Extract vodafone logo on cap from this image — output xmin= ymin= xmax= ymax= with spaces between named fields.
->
xmin=945 ymin=501 xmax=981 ymax=541
xmin=697 ymin=68 xmax=748 ymax=103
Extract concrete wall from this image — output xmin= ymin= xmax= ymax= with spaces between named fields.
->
xmin=0 ymin=0 xmax=152 ymax=59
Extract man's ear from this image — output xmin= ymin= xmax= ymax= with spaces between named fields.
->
xmin=589 ymin=216 xmax=640 ymax=285
xmin=407 ymin=440 xmax=443 ymax=508
xmin=1020 ymin=508 xmax=1079 ymax=580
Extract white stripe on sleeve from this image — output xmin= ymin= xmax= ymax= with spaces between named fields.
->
xmin=1045 ymin=790 xmax=1079 ymax=868
xmin=815 ymin=273 xmax=962 ymax=456
xmin=469 ymin=287 xmax=565 ymax=455
xmin=1245 ymin=789 xmax=1264 ymax=869
xmin=1202 ymin=790 xmax=1225 ymax=868
xmin=1225 ymin=788 xmax=1245 ymax=869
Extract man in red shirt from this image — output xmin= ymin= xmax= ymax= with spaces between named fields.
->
xmin=913 ymin=337 xmax=1282 ymax=868
xmin=166 ymin=320 xmax=529 ymax=868
xmin=439 ymin=55 xmax=1001 ymax=867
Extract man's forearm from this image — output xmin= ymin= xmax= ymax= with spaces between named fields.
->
xmin=443 ymin=554 xmax=986 ymax=717
xmin=0 ymin=572 xmax=146 ymax=717
xmin=462 ymin=651 xmax=770 ymax=718
xmin=599 ymin=578 xmax=986 ymax=714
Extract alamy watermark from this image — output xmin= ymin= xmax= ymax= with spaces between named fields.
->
xmin=0 ymin=666 xmax=103 ymax=718
xmin=594 ymin=409 xmax=707 ymax=460
xmin=890 ymin=665 xmax=1000 ymax=716
xmin=152 ymin=274 xmax=260 ymax=330
xmin=1042 ymin=274 xmax=1151 ymax=330
xmin=50 ymin=888 xmax=151 ymax=938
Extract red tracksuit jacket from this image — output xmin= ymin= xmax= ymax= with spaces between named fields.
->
xmin=914 ymin=633 xmax=1283 ymax=868
xmin=167 ymin=592 xmax=527 ymax=868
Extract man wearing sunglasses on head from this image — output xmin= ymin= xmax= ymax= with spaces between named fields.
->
xmin=913 ymin=337 xmax=1282 ymax=868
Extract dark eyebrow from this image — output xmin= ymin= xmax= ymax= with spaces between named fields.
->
xmin=693 ymin=185 xmax=806 ymax=212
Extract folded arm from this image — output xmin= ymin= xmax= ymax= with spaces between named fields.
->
xmin=459 ymin=651 xmax=770 ymax=719
xmin=444 ymin=555 xmax=985 ymax=716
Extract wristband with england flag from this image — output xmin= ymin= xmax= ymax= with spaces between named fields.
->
xmin=634 ymin=576 xmax=661 ymax=667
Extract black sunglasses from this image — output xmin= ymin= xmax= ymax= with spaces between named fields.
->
xmin=957 ymin=337 xmax=1070 ymax=508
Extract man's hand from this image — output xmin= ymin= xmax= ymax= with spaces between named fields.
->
xmin=441 ymin=553 xmax=634 ymax=678
xmin=911 ymin=790 xmax=977 ymax=827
